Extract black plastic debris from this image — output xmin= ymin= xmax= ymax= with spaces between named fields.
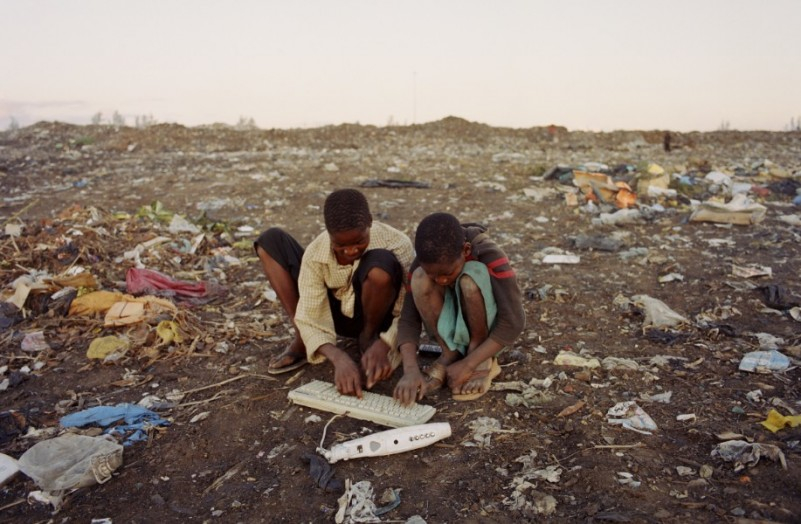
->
xmin=359 ymin=179 xmax=431 ymax=189
xmin=0 ymin=302 xmax=23 ymax=331
xmin=758 ymin=284 xmax=800 ymax=310
xmin=569 ymin=234 xmax=623 ymax=252
xmin=302 ymin=452 xmax=344 ymax=493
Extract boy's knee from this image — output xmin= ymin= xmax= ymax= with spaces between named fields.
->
xmin=365 ymin=266 xmax=393 ymax=287
xmin=458 ymin=274 xmax=480 ymax=298
xmin=411 ymin=267 xmax=435 ymax=296
xmin=257 ymin=227 xmax=287 ymax=246
xmin=254 ymin=227 xmax=287 ymax=256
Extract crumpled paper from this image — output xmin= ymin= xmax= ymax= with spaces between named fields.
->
xmin=607 ymin=401 xmax=658 ymax=435
xmin=711 ymin=440 xmax=786 ymax=471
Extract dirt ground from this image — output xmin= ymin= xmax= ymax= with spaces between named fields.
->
xmin=1 ymin=119 xmax=801 ymax=523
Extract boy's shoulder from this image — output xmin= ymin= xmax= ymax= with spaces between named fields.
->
xmin=372 ymin=221 xmax=412 ymax=242
xmin=463 ymin=223 xmax=490 ymax=244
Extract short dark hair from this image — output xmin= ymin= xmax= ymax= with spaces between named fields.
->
xmin=415 ymin=212 xmax=464 ymax=264
xmin=324 ymin=189 xmax=372 ymax=233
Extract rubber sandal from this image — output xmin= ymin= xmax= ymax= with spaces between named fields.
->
xmin=422 ymin=361 xmax=447 ymax=394
xmin=452 ymin=357 xmax=501 ymax=401
xmin=267 ymin=349 xmax=308 ymax=375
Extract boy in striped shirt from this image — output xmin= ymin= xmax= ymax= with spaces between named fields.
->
xmin=394 ymin=212 xmax=525 ymax=404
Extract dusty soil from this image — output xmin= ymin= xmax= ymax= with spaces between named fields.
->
xmin=1 ymin=119 xmax=801 ymax=523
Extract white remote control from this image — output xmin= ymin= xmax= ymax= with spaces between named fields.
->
xmin=319 ymin=422 xmax=452 ymax=464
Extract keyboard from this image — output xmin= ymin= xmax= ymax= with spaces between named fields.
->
xmin=288 ymin=380 xmax=436 ymax=428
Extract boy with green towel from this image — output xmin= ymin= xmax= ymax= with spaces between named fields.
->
xmin=394 ymin=212 xmax=525 ymax=403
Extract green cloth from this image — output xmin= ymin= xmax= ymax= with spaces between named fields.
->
xmin=436 ymin=261 xmax=497 ymax=355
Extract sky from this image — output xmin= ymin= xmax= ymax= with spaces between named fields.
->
xmin=2 ymin=0 xmax=800 ymax=132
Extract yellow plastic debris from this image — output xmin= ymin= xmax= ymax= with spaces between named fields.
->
xmin=156 ymin=320 xmax=184 ymax=345
xmin=69 ymin=291 xmax=126 ymax=316
xmin=87 ymin=336 xmax=130 ymax=360
xmin=103 ymin=296 xmax=177 ymax=327
xmin=51 ymin=272 xmax=98 ymax=290
xmin=761 ymin=409 xmax=801 ymax=433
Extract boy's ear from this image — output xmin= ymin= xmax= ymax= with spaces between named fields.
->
xmin=462 ymin=242 xmax=471 ymax=257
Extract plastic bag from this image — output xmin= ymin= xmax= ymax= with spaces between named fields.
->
xmin=17 ymin=433 xmax=123 ymax=492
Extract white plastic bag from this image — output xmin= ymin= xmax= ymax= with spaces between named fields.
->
xmin=18 ymin=433 xmax=123 ymax=492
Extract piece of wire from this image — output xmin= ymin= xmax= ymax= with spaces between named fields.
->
xmin=318 ymin=412 xmax=345 ymax=450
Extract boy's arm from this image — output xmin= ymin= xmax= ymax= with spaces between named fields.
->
xmin=476 ymin=240 xmax=525 ymax=347
xmin=393 ymin=341 xmax=426 ymax=405
xmin=396 ymin=266 xmax=423 ymax=348
xmin=375 ymin=232 xmax=416 ymax=351
xmin=294 ymin=259 xmax=340 ymax=365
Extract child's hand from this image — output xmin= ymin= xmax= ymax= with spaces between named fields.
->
xmin=445 ymin=359 xmax=475 ymax=392
xmin=361 ymin=340 xmax=392 ymax=389
xmin=393 ymin=368 xmax=426 ymax=405
xmin=332 ymin=354 xmax=363 ymax=399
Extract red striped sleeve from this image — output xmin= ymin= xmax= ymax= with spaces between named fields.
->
xmin=486 ymin=257 xmax=515 ymax=279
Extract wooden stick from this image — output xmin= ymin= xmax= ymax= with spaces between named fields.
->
xmin=180 ymin=373 xmax=276 ymax=396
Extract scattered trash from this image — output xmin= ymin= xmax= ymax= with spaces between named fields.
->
xmin=557 ymin=400 xmax=585 ymax=418
xmin=464 ymin=417 xmax=508 ymax=448
xmin=689 ymin=193 xmax=767 ymax=225
xmin=21 ymin=331 xmax=50 ymax=352
xmin=0 ymin=452 xmax=19 ymax=487
xmin=104 ymin=296 xmax=177 ymax=327
xmin=601 ymin=357 xmax=641 ymax=371
xmin=126 ymin=268 xmax=226 ymax=303
xmin=492 ymin=379 xmax=555 ymax=408
xmin=60 ymin=403 xmax=171 ymax=446
xmin=711 ymin=440 xmax=786 ymax=471
xmin=607 ymin=402 xmax=658 ymax=435
xmin=569 ymin=234 xmax=623 ymax=252
xmin=573 ymin=170 xmax=636 ymax=208
xmin=616 ymin=471 xmax=641 ymax=488
xmin=167 ymin=214 xmax=201 ymax=234
xmin=554 ymin=351 xmax=600 ymax=369
xmin=17 ymin=433 xmax=123 ymax=509
xmin=658 ymin=273 xmax=684 ymax=283
xmin=760 ymin=409 xmax=801 ymax=433
xmin=542 ymin=254 xmax=580 ymax=264
xmin=359 ymin=179 xmax=430 ymax=189
xmin=752 ymin=332 xmax=785 ymax=350
xmin=0 ymin=411 xmax=27 ymax=445
xmin=4 ymin=223 xmax=23 ymax=237
xmin=68 ymin=290 xmax=127 ymax=316
xmin=731 ymin=264 xmax=772 ymax=279
xmin=592 ymin=208 xmax=642 ymax=226
xmin=303 ymin=452 xmax=344 ymax=493
xmin=335 ymin=479 xmax=383 ymax=524
xmin=0 ymin=302 xmax=23 ymax=331
xmin=190 ymin=412 xmax=210 ymax=424
xmin=318 ymin=423 xmax=451 ymax=464
xmin=628 ymin=294 xmax=690 ymax=329
xmin=156 ymin=320 xmax=184 ymax=345
xmin=738 ymin=351 xmax=790 ymax=373
xmin=639 ymin=391 xmax=673 ymax=404
xmin=86 ymin=336 xmax=131 ymax=361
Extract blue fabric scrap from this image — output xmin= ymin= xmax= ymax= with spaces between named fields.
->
xmin=60 ymin=403 xmax=170 ymax=446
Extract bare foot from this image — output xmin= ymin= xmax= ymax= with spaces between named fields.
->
xmin=452 ymin=358 xmax=501 ymax=401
